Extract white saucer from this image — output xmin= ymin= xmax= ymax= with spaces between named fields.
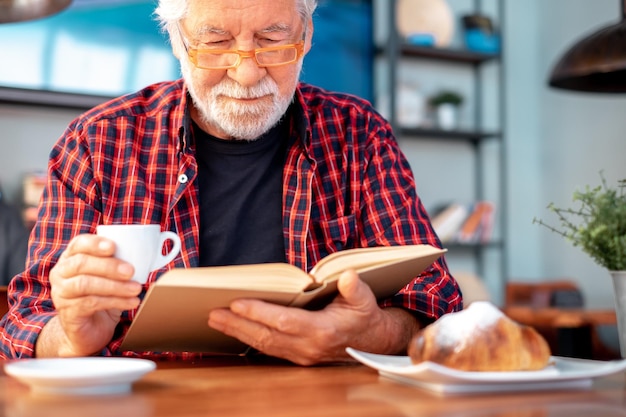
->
xmin=4 ymin=357 xmax=156 ymax=396
xmin=346 ymin=347 xmax=626 ymax=395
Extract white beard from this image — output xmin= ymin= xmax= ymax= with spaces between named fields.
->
xmin=181 ymin=59 xmax=301 ymax=140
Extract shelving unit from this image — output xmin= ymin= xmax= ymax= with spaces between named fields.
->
xmin=375 ymin=0 xmax=507 ymax=302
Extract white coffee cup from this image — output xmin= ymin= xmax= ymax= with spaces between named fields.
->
xmin=96 ymin=224 xmax=181 ymax=284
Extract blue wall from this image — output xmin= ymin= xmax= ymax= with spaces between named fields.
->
xmin=0 ymin=1 xmax=177 ymax=95
xmin=302 ymin=0 xmax=373 ymax=102
xmin=0 ymin=0 xmax=372 ymax=101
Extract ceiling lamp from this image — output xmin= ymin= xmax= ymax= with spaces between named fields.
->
xmin=548 ymin=0 xmax=626 ymax=93
xmin=0 ymin=0 xmax=72 ymax=24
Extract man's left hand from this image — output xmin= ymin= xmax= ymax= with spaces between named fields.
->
xmin=207 ymin=269 xmax=421 ymax=366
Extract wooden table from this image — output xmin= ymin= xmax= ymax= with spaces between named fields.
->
xmin=504 ymin=306 xmax=620 ymax=360
xmin=2 ymin=355 xmax=626 ymax=417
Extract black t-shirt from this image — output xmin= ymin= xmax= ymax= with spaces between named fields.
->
xmin=194 ymin=119 xmax=288 ymax=267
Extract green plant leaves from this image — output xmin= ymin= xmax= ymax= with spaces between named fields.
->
xmin=533 ymin=173 xmax=626 ymax=271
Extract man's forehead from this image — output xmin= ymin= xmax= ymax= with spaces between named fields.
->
xmin=184 ymin=0 xmax=300 ymax=33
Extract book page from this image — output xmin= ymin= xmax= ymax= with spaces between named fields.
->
xmin=309 ymin=244 xmax=445 ymax=284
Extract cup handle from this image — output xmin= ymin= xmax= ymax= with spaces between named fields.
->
xmin=151 ymin=231 xmax=181 ymax=271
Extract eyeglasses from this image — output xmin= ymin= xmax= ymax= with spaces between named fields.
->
xmin=180 ymin=29 xmax=306 ymax=70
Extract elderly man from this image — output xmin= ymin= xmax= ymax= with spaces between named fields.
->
xmin=0 ymin=0 xmax=461 ymax=365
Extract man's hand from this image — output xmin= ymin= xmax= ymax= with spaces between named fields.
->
xmin=37 ymin=234 xmax=142 ymax=357
xmin=208 ymin=269 xmax=421 ymax=366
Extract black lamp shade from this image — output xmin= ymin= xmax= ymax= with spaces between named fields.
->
xmin=548 ymin=1 xmax=626 ymax=93
xmin=0 ymin=0 xmax=72 ymax=24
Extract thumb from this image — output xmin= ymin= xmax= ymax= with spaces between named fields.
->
xmin=336 ymin=269 xmax=376 ymax=307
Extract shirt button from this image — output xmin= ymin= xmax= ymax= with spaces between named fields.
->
xmin=178 ymin=174 xmax=188 ymax=184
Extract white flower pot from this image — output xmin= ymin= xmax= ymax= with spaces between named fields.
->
xmin=436 ymin=103 xmax=458 ymax=130
xmin=609 ymin=270 xmax=626 ymax=358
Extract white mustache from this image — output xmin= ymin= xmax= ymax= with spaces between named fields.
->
xmin=213 ymin=78 xmax=278 ymax=99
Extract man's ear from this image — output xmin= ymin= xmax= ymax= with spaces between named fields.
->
xmin=303 ymin=19 xmax=314 ymax=55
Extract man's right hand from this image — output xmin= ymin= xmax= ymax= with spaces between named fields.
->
xmin=36 ymin=234 xmax=142 ymax=357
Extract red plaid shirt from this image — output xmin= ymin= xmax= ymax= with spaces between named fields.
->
xmin=0 ymin=80 xmax=461 ymax=359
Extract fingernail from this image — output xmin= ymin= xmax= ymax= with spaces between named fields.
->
xmin=230 ymin=300 xmax=245 ymax=314
xmin=118 ymin=263 xmax=133 ymax=276
xmin=99 ymin=240 xmax=114 ymax=251
xmin=208 ymin=310 xmax=226 ymax=328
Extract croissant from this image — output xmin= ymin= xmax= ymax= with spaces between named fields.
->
xmin=408 ymin=301 xmax=551 ymax=371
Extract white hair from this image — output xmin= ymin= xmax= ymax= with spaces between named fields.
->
xmin=154 ymin=0 xmax=317 ymax=53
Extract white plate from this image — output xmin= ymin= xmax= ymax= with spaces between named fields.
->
xmin=4 ymin=357 xmax=156 ymax=396
xmin=346 ymin=347 xmax=626 ymax=395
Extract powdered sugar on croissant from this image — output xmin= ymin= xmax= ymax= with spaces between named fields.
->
xmin=408 ymin=301 xmax=551 ymax=371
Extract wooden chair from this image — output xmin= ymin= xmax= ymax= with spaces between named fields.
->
xmin=505 ymin=280 xmax=583 ymax=308
xmin=504 ymin=280 xmax=620 ymax=360
xmin=0 ymin=285 xmax=8 ymax=318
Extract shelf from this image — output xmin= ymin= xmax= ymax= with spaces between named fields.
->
xmin=444 ymin=241 xmax=505 ymax=250
xmin=401 ymin=45 xmax=499 ymax=64
xmin=376 ymin=45 xmax=499 ymax=64
xmin=0 ymin=86 xmax=110 ymax=110
xmin=378 ymin=0 xmax=507 ymax=295
xmin=398 ymin=127 xmax=500 ymax=142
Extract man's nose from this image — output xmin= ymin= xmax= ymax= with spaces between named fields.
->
xmin=227 ymin=55 xmax=266 ymax=88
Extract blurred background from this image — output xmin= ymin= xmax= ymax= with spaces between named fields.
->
xmin=1 ymin=0 xmax=625 ymax=358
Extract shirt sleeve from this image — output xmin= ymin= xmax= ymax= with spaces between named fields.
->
xmin=358 ymin=118 xmax=463 ymax=320
xmin=0 ymin=124 xmax=100 ymax=359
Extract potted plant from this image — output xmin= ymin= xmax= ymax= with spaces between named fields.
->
xmin=428 ymin=90 xmax=464 ymax=130
xmin=533 ymin=172 xmax=626 ymax=357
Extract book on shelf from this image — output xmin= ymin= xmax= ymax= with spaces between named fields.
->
xmin=457 ymin=201 xmax=496 ymax=243
xmin=430 ymin=201 xmax=496 ymax=244
xmin=120 ymin=244 xmax=446 ymax=354
xmin=430 ymin=203 xmax=469 ymax=243
xmin=477 ymin=201 xmax=496 ymax=243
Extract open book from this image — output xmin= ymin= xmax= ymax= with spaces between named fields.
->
xmin=120 ymin=244 xmax=446 ymax=354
